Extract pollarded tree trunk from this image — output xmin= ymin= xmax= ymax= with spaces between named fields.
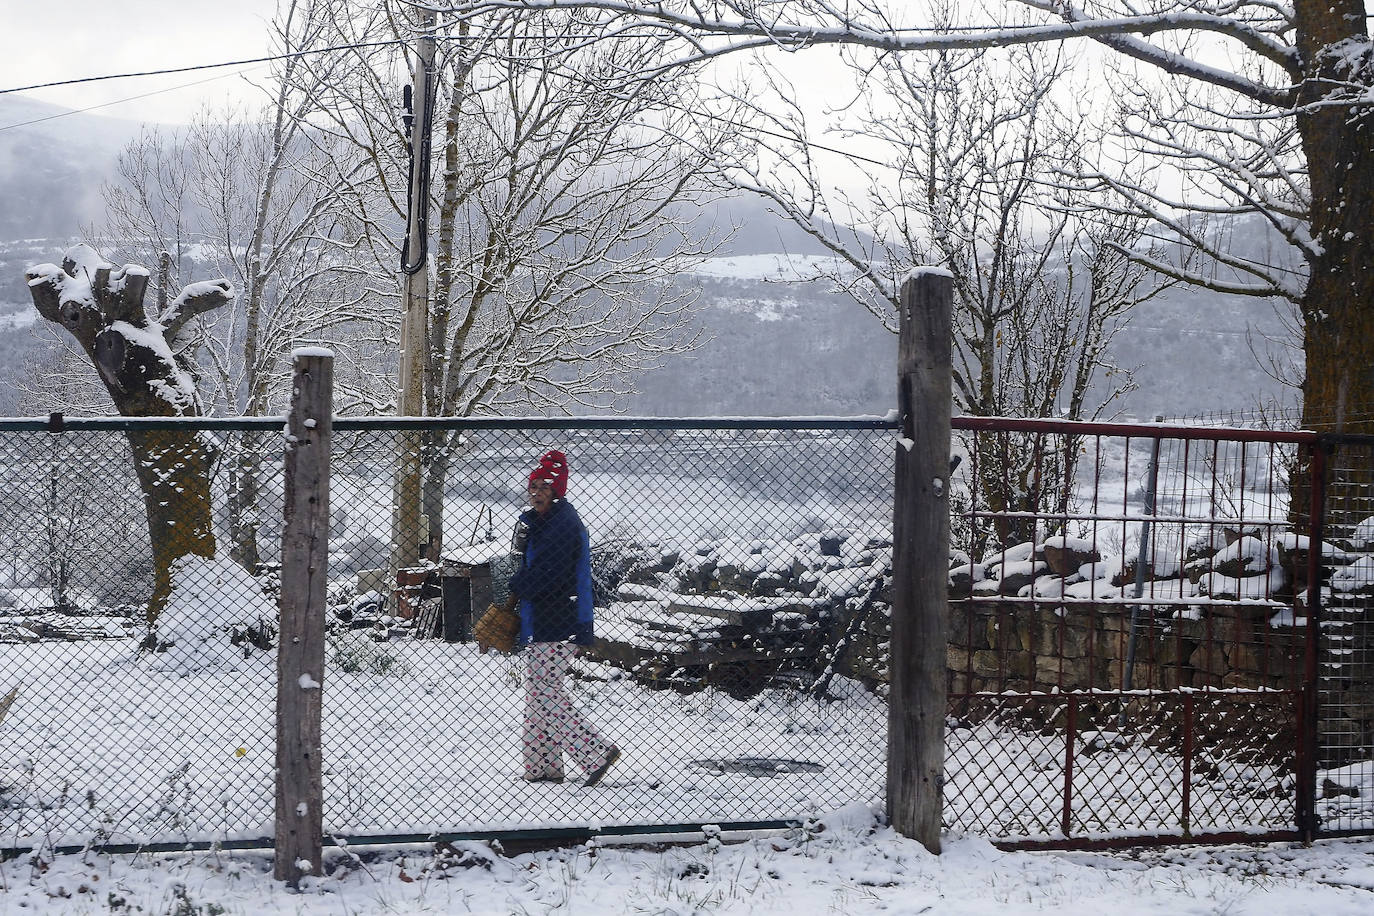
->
xmin=1293 ymin=1 xmax=1374 ymax=534
xmin=127 ymin=427 xmax=219 ymax=624
xmin=26 ymin=244 xmax=233 ymax=624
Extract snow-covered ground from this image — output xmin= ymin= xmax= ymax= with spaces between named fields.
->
xmin=4 ymin=632 xmax=1370 ymax=854
xmin=3 ymin=810 xmax=1373 ymax=914
xmin=0 ymin=637 xmax=886 ymax=849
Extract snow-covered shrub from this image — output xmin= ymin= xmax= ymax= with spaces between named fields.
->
xmin=327 ymin=630 xmax=411 ymax=677
xmin=147 ymin=554 xmax=276 ymax=674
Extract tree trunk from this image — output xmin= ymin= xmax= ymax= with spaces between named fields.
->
xmin=226 ymin=436 xmax=264 ymax=574
xmin=1293 ymin=0 xmax=1374 ymax=533
xmin=129 ymin=428 xmax=219 ymax=623
xmin=26 ymin=245 xmax=232 ymax=624
xmin=421 ymin=429 xmax=452 ymax=559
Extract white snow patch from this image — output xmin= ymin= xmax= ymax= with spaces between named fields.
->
xmin=689 ymin=253 xmax=853 ymax=281
xmin=148 ymin=554 xmax=275 ymax=675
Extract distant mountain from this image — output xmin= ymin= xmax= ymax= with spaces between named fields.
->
xmin=0 ymin=96 xmax=146 ymax=238
xmin=0 ymin=96 xmax=1294 ymax=421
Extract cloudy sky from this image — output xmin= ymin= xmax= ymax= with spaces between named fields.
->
xmin=0 ymin=0 xmax=280 ymax=124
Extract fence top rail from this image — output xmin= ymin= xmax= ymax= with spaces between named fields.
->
xmin=10 ymin=413 xmax=1355 ymax=443
xmin=953 ymin=415 xmax=1321 ymax=445
xmin=0 ymin=413 xmax=902 ymax=433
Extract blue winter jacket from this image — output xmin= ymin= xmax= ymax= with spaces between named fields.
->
xmin=508 ymin=499 xmax=595 ymax=646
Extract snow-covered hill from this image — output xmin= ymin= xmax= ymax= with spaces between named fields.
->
xmin=0 ymin=98 xmax=1292 ymax=420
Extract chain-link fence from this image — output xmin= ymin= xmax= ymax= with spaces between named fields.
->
xmin=1 ymin=414 xmax=1371 ymax=854
xmin=0 ymin=420 xmax=288 ymax=852
xmin=0 ymin=417 xmax=895 ymax=852
xmin=1316 ymin=434 xmax=1374 ymax=835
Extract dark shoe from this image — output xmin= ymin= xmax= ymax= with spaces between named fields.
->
xmin=584 ymin=747 xmax=621 ymax=787
xmin=523 ymin=774 xmax=564 ymax=784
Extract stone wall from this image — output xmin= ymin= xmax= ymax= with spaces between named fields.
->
xmin=834 ymin=530 xmax=1374 ymax=767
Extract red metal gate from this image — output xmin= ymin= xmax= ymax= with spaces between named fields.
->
xmin=942 ymin=417 xmax=1366 ymax=845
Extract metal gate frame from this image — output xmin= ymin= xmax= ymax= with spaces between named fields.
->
xmin=946 ymin=417 xmax=1354 ymax=848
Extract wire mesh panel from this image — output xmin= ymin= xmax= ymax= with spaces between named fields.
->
xmin=3 ymin=414 xmax=1369 ymax=852
xmin=320 ymin=421 xmax=895 ymax=838
xmin=1315 ymin=436 xmax=1374 ymax=834
xmin=946 ymin=418 xmax=1320 ymax=842
xmin=0 ymin=424 xmax=285 ymax=850
xmin=944 ymin=690 xmax=1300 ymax=840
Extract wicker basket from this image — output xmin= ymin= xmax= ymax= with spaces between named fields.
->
xmin=473 ymin=596 xmax=519 ymax=654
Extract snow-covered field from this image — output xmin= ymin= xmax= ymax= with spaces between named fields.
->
xmin=688 ymin=253 xmax=854 ymax=282
xmin=0 ymin=637 xmax=887 ymax=850
xmin=3 ymin=632 xmax=1370 ymax=855
xmin=3 ymin=810 xmax=1374 ymax=915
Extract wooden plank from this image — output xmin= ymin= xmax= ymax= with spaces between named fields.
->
xmin=665 ymin=599 xmax=773 ymax=627
xmin=414 ymin=598 xmax=442 ymax=639
xmin=275 ymin=351 xmax=331 ymax=884
xmin=887 ymin=270 xmax=952 ymax=854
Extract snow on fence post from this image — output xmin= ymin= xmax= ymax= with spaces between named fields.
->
xmin=888 ymin=269 xmax=952 ymax=854
xmin=275 ymin=349 xmax=333 ymax=884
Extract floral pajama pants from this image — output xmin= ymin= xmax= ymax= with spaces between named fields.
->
xmin=522 ymin=641 xmax=614 ymax=780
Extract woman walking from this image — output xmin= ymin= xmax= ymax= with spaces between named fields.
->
xmin=509 ymin=449 xmax=620 ymax=787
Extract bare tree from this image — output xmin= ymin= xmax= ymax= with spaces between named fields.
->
xmin=96 ymin=0 xmax=387 ymax=571
xmin=433 ymin=0 xmax=1374 ymax=525
xmin=302 ymin=3 xmax=735 ymax=555
xmin=26 ymin=246 xmax=232 ymax=624
xmin=719 ymin=32 xmax=1164 ymax=551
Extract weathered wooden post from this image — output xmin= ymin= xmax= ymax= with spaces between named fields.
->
xmin=887 ymin=269 xmax=953 ymax=853
xmin=275 ymin=348 xmax=332 ymax=883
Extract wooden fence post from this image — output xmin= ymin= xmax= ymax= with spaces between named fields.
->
xmin=887 ymin=270 xmax=953 ymax=853
xmin=275 ymin=349 xmax=333 ymax=883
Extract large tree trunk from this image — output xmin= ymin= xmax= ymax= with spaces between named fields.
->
xmin=1293 ymin=1 xmax=1374 ymax=533
xmin=128 ymin=428 xmax=219 ymax=622
xmin=26 ymin=245 xmax=233 ymax=624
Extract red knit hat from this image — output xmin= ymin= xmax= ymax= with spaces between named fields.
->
xmin=528 ymin=449 xmax=569 ymax=498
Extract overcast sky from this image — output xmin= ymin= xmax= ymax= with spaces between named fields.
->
xmin=0 ymin=0 xmax=280 ymax=124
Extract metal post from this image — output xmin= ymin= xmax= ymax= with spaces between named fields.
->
xmin=1181 ymin=694 xmax=1194 ymax=836
xmin=1123 ymin=423 xmax=1163 ymax=697
xmin=1062 ymin=696 xmax=1077 ymax=839
xmin=1297 ymin=442 xmax=1327 ymax=842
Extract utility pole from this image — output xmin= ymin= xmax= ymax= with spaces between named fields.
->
xmin=390 ymin=7 xmax=437 ymax=588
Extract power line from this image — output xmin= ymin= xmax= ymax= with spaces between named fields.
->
xmin=0 ymin=40 xmax=407 ymax=97
xmin=0 ymin=25 xmax=790 ymax=99
xmin=0 ymin=71 xmax=261 ymax=131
